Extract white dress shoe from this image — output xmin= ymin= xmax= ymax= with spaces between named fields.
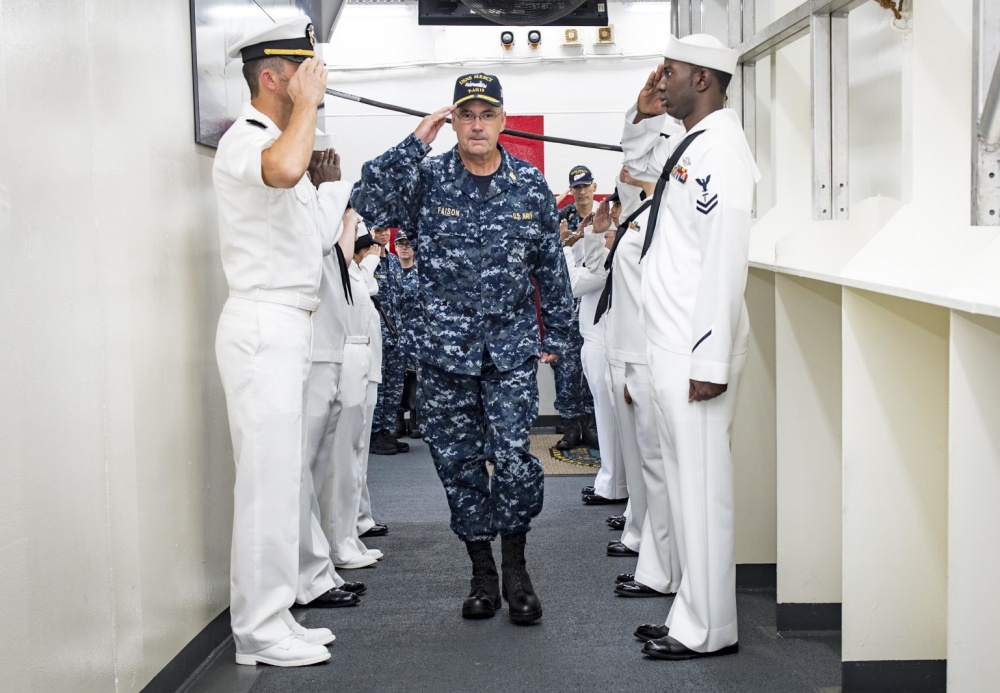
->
xmin=289 ymin=622 xmax=335 ymax=646
xmin=234 ymin=634 xmax=331 ymax=667
xmin=335 ymin=554 xmax=378 ymax=569
xmin=278 ymin=608 xmax=335 ymax=645
xmin=364 ymin=549 xmax=384 ymax=560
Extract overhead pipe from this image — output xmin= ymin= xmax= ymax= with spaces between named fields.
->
xmin=325 ymin=88 xmax=624 ymax=152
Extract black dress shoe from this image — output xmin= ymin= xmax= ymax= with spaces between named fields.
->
xmin=605 ymin=514 xmax=624 ymax=524
xmin=296 ymin=588 xmax=360 ymax=608
xmin=615 ymin=580 xmax=672 ymax=598
xmin=608 ymin=517 xmax=625 ymax=530
xmin=615 ymin=572 xmax=635 ymax=584
xmin=582 ymin=486 xmax=596 ymax=496
xmin=360 ymin=523 xmax=388 ymax=538
xmin=642 ymin=635 xmax=739 ymax=660
xmin=583 ymin=494 xmax=628 ymax=505
xmin=607 ymin=542 xmax=639 ymax=557
xmin=634 ymin=624 xmax=670 ymax=642
xmin=339 ymin=581 xmax=367 ymax=595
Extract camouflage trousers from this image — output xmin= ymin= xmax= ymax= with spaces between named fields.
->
xmin=419 ymin=356 xmax=544 ymax=541
xmin=372 ymin=343 xmax=405 ymax=434
xmin=551 ymin=329 xmax=594 ymax=419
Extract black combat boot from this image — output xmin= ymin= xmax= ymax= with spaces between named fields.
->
xmin=581 ymin=412 xmax=600 ymax=449
xmin=370 ymin=431 xmax=397 ymax=456
xmin=391 ymin=434 xmax=410 ymax=453
xmin=394 ymin=411 xmax=407 ymax=438
xmin=500 ymin=533 xmax=543 ymax=625
xmin=555 ymin=416 xmax=582 ymax=450
xmin=462 ymin=541 xmax=501 ymax=619
xmin=407 ymin=408 xmax=422 ymax=439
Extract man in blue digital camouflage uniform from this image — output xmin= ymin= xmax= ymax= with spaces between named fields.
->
xmin=553 ymin=166 xmax=598 ymax=451
xmin=369 ymin=225 xmax=409 ymax=455
xmin=394 ymin=231 xmax=421 ymax=437
xmin=351 ymin=73 xmax=575 ymax=625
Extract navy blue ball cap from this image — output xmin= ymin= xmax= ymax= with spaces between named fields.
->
xmin=228 ymin=17 xmax=317 ymax=64
xmin=569 ymin=165 xmax=594 ymax=187
xmin=453 ymin=73 xmax=504 ymax=108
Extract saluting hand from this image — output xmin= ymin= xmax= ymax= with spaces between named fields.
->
xmin=308 ymin=148 xmax=341 ymax=187
xmin=635 ymin=64 xmax=666 ymax=122
xmin=564 ymin=214 xmax=591 ymax=248
xmin=415 ymin=105 xmax=456 ymax=145
xmin=559 ymin=218 xmax=571 ymax=243
xmin=288 ymin=57 xmax=328 ymax=108
xmin=592 ymin=200 xmax=613 ymax=234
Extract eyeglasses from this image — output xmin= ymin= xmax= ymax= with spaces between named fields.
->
xmin=455 ymin=110 xmax=501 ymax=123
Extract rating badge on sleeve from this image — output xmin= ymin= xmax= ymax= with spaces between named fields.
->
xmin=695 ymin=175 xmax=718 ymax=215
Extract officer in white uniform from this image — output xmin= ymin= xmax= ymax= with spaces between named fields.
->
xmin=620 ymin=34 xmax=760 ymax=660
xmin=354 ymin=233 xmax=387 ymax=540
xmin=586 ymin=172 xmax=681 ymax=599
xmin=353 ymin=230 xmax=389 ymax=542
xmin=296 ymin=137 xmax=374 ymax=601
xmin=312 ymin=221 xmax=384 ymax=571
xmin=561 ymin=209 xmax=630 ymax=536
xmin=212 ymin=17 xmax=341 ymax=667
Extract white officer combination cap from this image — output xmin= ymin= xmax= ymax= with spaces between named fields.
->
xmin=227 ymin=16 xmax=317 ymax=63
xmin=662 ymin=33 xmax=739 ymax=75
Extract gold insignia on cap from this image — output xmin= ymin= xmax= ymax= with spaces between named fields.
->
xmin=307 ymin=24 xmax=315 ymax=47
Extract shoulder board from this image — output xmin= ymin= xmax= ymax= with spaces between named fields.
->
xmin=245 ymin=119 xmax=267 ymax=130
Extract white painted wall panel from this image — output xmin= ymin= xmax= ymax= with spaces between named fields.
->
xmin=948 ymin=311 xmax=1000 ymax=690
xmin=0 ymin=0 xmax=230 ymax=690
xmin=841 ymin=290 xmax=948 ymax=662
xmin=775 ymin=275 xmax=842 ymax=605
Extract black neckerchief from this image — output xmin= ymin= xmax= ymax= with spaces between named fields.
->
xmin=638 ymin=129 xmax=706 ymax=260
xmin=592 ymin=196 xmax=652 ymax=324
xmin=335 ymin=245 xmax=353 ymax=305
xmin=372 ymin=297 xmax=397 ymax=337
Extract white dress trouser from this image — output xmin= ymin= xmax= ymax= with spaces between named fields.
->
xmin=648 ymin=344 xmax=746 ymax=653
xmin=605 ymin=361 xmax=651 ymax=555
xmin=216 ymin=297 xmax=310 ymax=653
xmin=613 ymin=361 xmax=681 ymax=593
xmin=356 ymin=380 xmax=379 ymax=535
xmin=582 ymin=342 xmax=627 ymax=500
xmin=297 ymin=361 xmax=346 ymax=602
xmin=320 ymin=364 xmax=374 ymax=564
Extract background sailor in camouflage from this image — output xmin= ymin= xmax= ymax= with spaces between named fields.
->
xmin=394 ymin=232 xmax=421 ymax=437
xmin=369 ymin=226 xmax=408 ymax=455
xmin=351 ymin=73 xmax=574 ymax=626
xmin=552 ymin=165 xmax=598 ymax=451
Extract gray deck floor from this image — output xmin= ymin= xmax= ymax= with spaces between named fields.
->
xmin=181 ymin=437 xmax=841 ymax=693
